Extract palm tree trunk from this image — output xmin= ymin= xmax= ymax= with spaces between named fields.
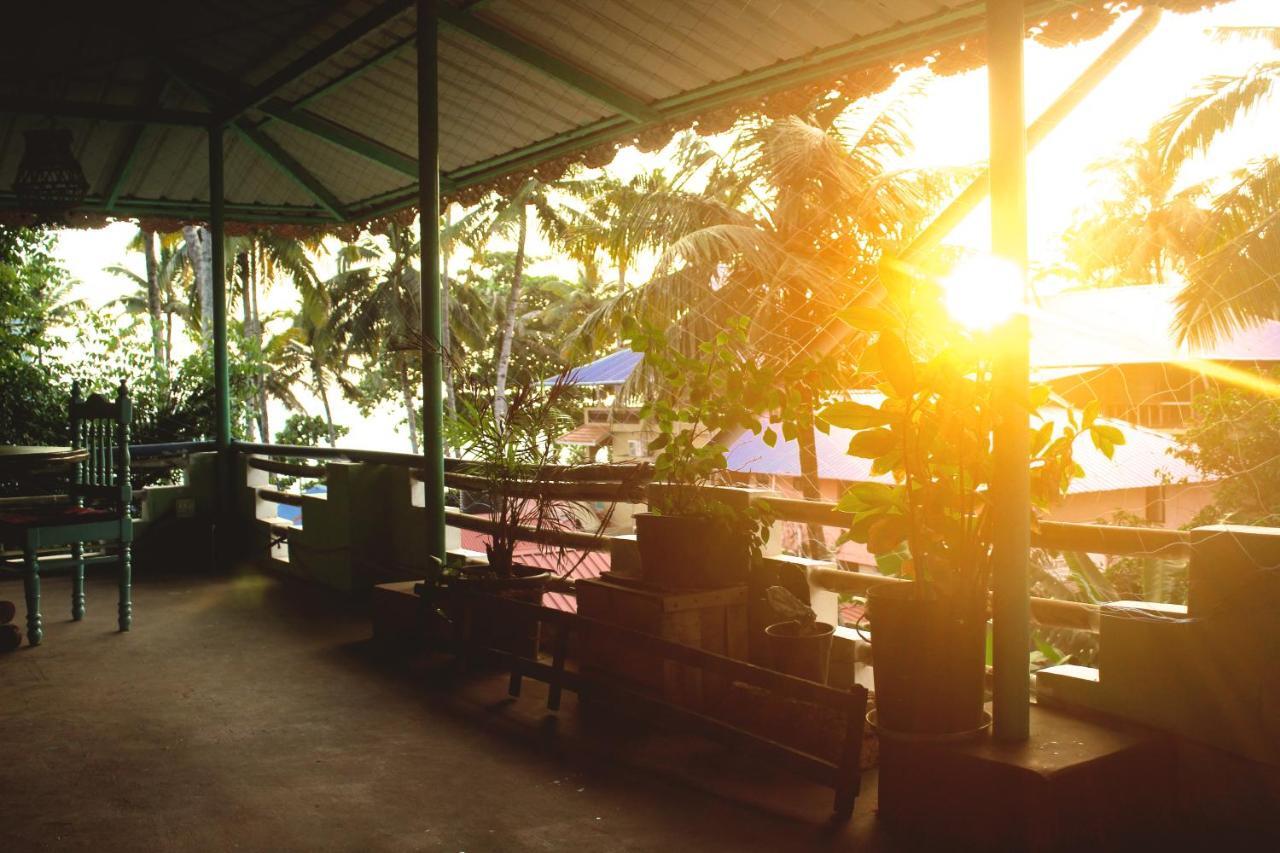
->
xmin=249 ymin=243 xmax=271 ymax=442
xmin=493 ymin=205 xmax=527 ymax=422
xmin=237 ymin=250 xmax=255 ymax=441
xmin=441 ymin=208 xmax=457 ymax=416
xmin=796 ymin=404 xmax=825 ymax=559
xmin=398 ymin=354 xmax=419 ymax=454
xmin=314 ymin=360 xmax=337 ymax=447
xmin=142 ymin=229 xmax=166 ymax=386
xmin=182 ymin=225 xmax=214 ymax=345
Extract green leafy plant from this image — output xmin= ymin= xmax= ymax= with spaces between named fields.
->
xmin=765 ymin=585 xmax=816 ymax=629
xmin=821 ymin=272 xmax=1123 ymax=600
xmin=625 ymin=315 xmax=778 ymax=557
xmin=445 ymin=374 xmax=602 ymax=578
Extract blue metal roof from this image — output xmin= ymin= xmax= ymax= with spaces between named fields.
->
xmin=543 ymin=348 xmax=643 ymax=387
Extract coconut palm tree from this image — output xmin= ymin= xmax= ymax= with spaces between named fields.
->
xmin=1151 ymin=26 xmax=1280 ymax=344
xmin=1062 ymin=134 xmax=1206 ymax=287
xmin=108 ymin=231 xmax=193 ymax=380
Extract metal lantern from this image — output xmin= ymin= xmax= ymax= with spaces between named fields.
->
xmin=12 ymin=127 xmax=90 ymax=217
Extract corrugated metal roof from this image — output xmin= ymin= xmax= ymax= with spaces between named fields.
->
xmin=555 ymin=423 xmax=611 ymax=446
xmin=725 ymin=391 xmax=1209 ymax=494
xmin=545 ymin=348 xmax=643 ymax=387
xmin=1033 ymin=285 xmax=1280 ymax=368
xmin=0 ymin=0 xmax=1179 ymax=225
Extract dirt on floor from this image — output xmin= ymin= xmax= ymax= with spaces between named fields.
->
xmin=0 ymin=568 xmax=886 ymax=852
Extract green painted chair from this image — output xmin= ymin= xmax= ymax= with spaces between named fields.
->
xmin=0 ymin=381 xmax=132 ymax=645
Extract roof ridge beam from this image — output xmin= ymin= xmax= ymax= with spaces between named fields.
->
xmin=216 ymin=0 xmax=416 ymax=125
xmin=437 ymin=6 xmax=660 ymax=123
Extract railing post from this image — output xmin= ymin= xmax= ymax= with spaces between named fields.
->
xmin=987 ymin=0 xmax=1032 ymax=742
xmin=418 ymin=1 xmax=447 ymax=567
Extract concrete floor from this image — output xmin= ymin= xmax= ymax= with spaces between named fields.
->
xmin=1 ymin=569 xmax=886 ymax=852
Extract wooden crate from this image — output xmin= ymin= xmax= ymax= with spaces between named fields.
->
xmin=576 ymin=575 xmax=747 ymax=711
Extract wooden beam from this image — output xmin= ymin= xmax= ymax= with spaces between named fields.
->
xmin=232 ymin=121 xmax=348 ymax=220
xmin=103 ymin=73 xmax=171 ymax=211
xmin=0 ymin=97 xmax=208 ymax=126
xmin=437 ymin=5 xmax=660 ymax=123
xmin=217 ymin=0 xmax=415 ymax=124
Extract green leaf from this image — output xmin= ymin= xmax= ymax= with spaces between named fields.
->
xmin=647 ymin=432 xmax=670 ymax=452
xmin=1091 ymin=423 xmax=1126 ymax=447
xmin=846 ymin=428 xmax=896 ymax=459
xmin=1030 ymin=420 xmax=1054 ymax=456
xmin=837 ymin=306 xmax=900 ymax=333
xmin=820 ymin=400 xmax=894 ymax=430
xmin=1082 ymin=399 xmax=1100 ymax=429
xmin=762 ymin=428 xmax=778 ymax=448
xmin=873 ymin=332 xmax=915 ymax=398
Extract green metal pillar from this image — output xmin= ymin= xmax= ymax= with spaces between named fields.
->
xmin=417 ymin=0 xmax=447 ymax=564
xmin=209 ymin=124 xmax=233 ymax=556
xmin=987 ymin=0 xmax=1032 ymax=742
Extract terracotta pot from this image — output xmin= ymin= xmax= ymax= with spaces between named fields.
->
xmin=866 ymin=582 xmax=987 ymax=736
xmin=765 ymin=620 xmax=834 ymax=683
xmin=634 ymin=512 xmax=746 ymax=589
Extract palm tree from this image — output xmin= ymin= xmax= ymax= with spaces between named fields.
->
xmin=463 ymin=176 xmax=589 ymax=421
xmin=578 ymin=85 xmax=952 ymax=371
xmin=108 ymin=231 xmax=193 ymax=379
xmin=1151 ymin=26 xmax=1280 ymax=344
xmin=1062 ymin=134 xmax=1205 ymax=287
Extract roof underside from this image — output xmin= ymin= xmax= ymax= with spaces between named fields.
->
xmin=0 ymin=0 xmax=1224 ymax=227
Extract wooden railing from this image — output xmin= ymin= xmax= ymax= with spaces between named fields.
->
xmin=237 ymin=442 xmax=1206 ymax=634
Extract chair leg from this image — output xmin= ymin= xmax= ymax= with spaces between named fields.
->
xmin=23 ymin=547 xmax=42 ymax=646
xmin=71 ymin=541 xmax=85 ymax=620
xmin=117 ymin=543 xmax=132 ymax=632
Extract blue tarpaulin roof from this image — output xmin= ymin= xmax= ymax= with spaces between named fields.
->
xmin=543 ymin=349 xmax=643 ymax=387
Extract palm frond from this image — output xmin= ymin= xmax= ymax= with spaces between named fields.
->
xmin=1154 ymin=63 xmax=1280 ymax=171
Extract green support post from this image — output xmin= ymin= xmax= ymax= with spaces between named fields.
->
xmin=987 ymin=0 xmax=1032 ymax=742
xmin=209 ymin=124 xmax=233 ymax=563
xmin=417 ymin=1 xmax=447 ymax=566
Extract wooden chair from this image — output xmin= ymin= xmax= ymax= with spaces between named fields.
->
xmin=0 ymin=381 xmax=133 ymax=645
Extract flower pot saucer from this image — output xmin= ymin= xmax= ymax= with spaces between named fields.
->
xmin=866 ymin=708 xmax=992 ymax=744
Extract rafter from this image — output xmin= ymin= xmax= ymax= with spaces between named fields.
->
xmin=102 ymin=73 xmax=171 ymax=211
xmin=0 ymin=97 xmax=208 ymax=126
xmin=233 ymin=122 xmax=348 ymax=220
xmin=437 ymin=6 xmax=660 ymax=123
xmin=167 ymin=55 xmax=418 ymax=180
xmin=216 ymin=0 xmax=415 ymax=125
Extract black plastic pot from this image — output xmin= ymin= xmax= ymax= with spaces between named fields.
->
xmin=866 ymin=582 xmax=987 ymax=736
xmin=765 ymin=620 xmax=834 ymax=683
xmin=634 ymin=512 xmax=746 ymax=589
xmin=450 ymin=563 xmax=550 ymax=656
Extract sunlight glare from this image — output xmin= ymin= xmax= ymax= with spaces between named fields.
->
xmin=942 ymin=255 xmax=1025 ymax=332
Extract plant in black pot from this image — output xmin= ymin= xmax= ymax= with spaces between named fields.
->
xmin=764 ymin=585 xmax=835 ymax=683
xmin=822 ymin=268 xmax=1121 ymax=737
xmin=626 ymin=316 xmax=776 ymax=590
xmin=444 ymin=373 xmax=595 ymax=593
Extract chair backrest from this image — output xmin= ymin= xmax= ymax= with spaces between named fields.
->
xmin=69 ymin=380 xmax=132 ymax=508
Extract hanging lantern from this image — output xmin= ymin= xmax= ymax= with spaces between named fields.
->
xmin=12 ymin=127 xmax=90 ymax=219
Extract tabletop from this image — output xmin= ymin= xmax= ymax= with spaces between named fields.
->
xmin=0 ymin=446 xmax=90 ymax=470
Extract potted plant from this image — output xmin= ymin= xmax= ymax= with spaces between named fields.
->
xmin=626 ymin=317 xmax=776 ymax=589
xmin=822 ymin=272 xmax=1122 ymax=736
xmin=764 ymin=585 xmax=835 ymax=683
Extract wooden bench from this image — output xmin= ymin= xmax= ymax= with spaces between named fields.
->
xmin=451 ymin=589 xmax=869 ymax=819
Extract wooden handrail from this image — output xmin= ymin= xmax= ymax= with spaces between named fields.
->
xmin=443 ymin=471 xmax=645 ymax=502
xmin=808 ymin=567 xmax=1101 ymax=633
xmin=443 ymin=508 xmax=608 ymax=552
xmin=257 ymin=488 xmax=307 ymax=507
xmin=246 ymin=456 xmax=327 ymax=478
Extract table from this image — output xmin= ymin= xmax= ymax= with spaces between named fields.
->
xmin=0 ymin=445 xmax=89 ymax=474
xmin=0 ymin=447 xmax=89 ymax=646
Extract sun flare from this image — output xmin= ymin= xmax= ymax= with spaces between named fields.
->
xmin=941 ymin=255 xmax=1026 ymax=332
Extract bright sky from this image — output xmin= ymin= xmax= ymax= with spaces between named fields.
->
xmin=47 ymin=0 xmax=1280 ymax=450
